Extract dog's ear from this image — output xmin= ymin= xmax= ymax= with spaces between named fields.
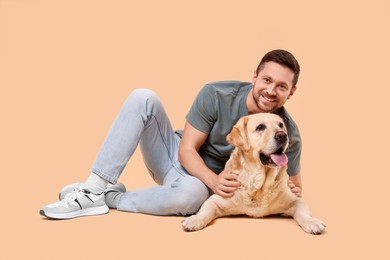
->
xmin=227 ymin=117 xmax=250 ymax=152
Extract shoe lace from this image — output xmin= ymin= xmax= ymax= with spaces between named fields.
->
xmin=61 ymin=188 xmax=85 ymax=204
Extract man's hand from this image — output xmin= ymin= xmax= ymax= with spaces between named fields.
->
xmin=211 ymin=169 xmax=241 ymax=198
xmin=288 ymin=179 xmax=302 ymax=197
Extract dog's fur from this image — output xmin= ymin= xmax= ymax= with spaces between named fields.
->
xmin=181 ymin=113 xmax=326 ymax=234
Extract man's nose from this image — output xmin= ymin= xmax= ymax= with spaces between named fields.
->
xmin=266 ymin=84 xmax=276 ymax=95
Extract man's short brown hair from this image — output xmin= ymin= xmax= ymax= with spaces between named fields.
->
xmin=256 ymin=50 xmax=300 ymax=86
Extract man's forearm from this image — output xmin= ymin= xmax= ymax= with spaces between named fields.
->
xmin=288 ymin=173 xmax=303 ymax=197
xmin=178 ymin=148 xmax=216 ymax=189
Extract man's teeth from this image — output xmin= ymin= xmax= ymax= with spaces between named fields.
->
xmin=263 ymin=95 xmax=276 ymax=102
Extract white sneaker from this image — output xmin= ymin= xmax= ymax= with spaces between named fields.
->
xmin=58 ymin=182 xmax=126 ymax=199
xmin=58 ymin=182 xmax=82 ymax=201
xmin=40 ymin=185 xmax=109 ymax=219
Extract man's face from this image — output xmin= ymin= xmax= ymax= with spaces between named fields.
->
xmin=249 ymin=61 xmax=297 ymax=113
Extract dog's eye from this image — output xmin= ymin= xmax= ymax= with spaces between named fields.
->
xmin=256 ymin=124 xmax=266 ymax=131
xmin=279 ymin=122 xmax=284 ymax=128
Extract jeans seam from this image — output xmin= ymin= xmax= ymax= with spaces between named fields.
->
xmin=146 ymin=114 xmax=184 ymax=177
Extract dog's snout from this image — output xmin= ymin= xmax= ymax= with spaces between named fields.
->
xmin=275 ymin=131 xmax=287 ymax=144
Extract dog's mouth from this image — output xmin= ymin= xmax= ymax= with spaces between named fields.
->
xmin=259 ymin=146 xmax=288 ymax=167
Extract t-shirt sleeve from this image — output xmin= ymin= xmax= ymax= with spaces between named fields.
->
xmin=286 ymin=125 xmax=302 ymax=176
xmin=186 ymin=84 xmax=217 ymax=134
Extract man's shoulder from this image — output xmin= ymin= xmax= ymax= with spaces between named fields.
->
xmin=205 ymin=80 xmax=251 ymax=88
xmin=202 ymin=80 xmax=252 ymax=95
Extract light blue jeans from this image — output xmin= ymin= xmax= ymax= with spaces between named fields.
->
xmin=91 ymin=89 xmax=210 ymax=215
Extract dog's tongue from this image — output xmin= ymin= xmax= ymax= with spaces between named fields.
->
xmin=270 ymin=153 xmax=288 ymax=167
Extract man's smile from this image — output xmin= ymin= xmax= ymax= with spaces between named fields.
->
xmin=260 ymin=94 xmax=277 ymax=103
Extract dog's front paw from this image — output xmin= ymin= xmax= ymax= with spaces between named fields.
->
xmin=181 ymin=215 xmax=206 ymax=232
xmin=301 ymin=217 xmax=326 ymax=234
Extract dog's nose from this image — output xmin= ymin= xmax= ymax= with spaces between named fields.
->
xmin=275 ymin=131 xmax=287 ymax=144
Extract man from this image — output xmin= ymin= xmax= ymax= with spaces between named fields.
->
xmin=40 ymin=49 xmax=302 ymax=219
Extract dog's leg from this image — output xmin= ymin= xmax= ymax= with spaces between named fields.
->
xmin=181 ymin=195 xmax=232 ymax=232
xmin=285 ymin=199 xmax=326 ymax=235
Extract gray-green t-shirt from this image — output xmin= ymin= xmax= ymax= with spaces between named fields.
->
xmin=184 ymin=80 xmax=302 ymax=176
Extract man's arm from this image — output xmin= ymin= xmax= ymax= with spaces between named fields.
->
xmin=178 ymin=121 xmax=240 ymax=198
xmin=288 ymin=173 xmax=302 ymax=197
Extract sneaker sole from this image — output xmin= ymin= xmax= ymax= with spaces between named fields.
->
xmin=40 ymin=204 xmax=109 ymax=220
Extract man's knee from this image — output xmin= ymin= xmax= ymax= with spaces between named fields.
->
xmin=127 ymin=88 xmax=158 ymax=104
xmin=120 ymin=88 xmax=164 ymax=121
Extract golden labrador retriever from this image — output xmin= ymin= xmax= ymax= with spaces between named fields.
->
xmin=181 ymin=113 xmax=326 ymax=234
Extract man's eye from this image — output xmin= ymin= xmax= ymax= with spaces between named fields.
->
xmin=263 ymin=78 xmax=270 ymax=83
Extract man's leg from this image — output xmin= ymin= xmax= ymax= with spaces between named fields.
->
xmin=103 ymin=89 xmax=210 ymax=215
xmin=42 ymin=88 xmax=201 ymax=218
xmin=91 ymin=88 xmax=176 ymax=184
xmin=117 ymin=161 xmax=210 ymax=216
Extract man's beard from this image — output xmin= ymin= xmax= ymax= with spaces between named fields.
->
xmin=252 ymin=91 xmax=278 ymax=113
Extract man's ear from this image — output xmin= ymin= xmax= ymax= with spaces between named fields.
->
xmin=226 ymin=117 xmax=250 ymax=152
xmin=287 ymin=86 xmax=297 ymax=100
xmin=252 ymin=70 xmax=258 ymax=85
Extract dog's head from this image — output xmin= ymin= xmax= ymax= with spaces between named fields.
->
xmin=227 ymin=113 xmax=289 ymax=168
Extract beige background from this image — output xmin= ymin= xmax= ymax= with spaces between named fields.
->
xmin=1 ymin=0 xmax=389 ymax=259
